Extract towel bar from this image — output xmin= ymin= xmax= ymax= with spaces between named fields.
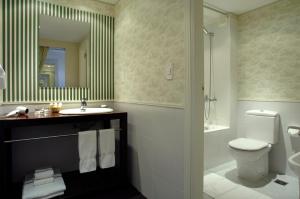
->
xmin=3 ymin=129 xmax=122 ymax=143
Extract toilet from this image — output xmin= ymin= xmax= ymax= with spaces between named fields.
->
xmin=228 ymin=110 xmax=279 ymax=181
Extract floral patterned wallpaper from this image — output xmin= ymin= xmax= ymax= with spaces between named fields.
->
xmin=114 ymin=0 xmax=185 ymax=106
xmin=237 ymin=0 xmax=300 ymax=101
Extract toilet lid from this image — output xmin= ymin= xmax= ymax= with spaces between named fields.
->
xmin=229 ymin=138 xmax=268 ymax=151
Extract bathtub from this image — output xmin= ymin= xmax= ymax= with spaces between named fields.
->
xmin=204 ymin=124 xmax=235 ymax=170
xmin=204 ymin=124 xmax=229 ymax=133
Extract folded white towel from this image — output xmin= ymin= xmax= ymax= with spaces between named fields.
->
xmin=38 ymin=191 xmax=64 ymax=199
xmin=33 ymin=177 xmax=54 ymax=186
xmin=34 ymin=168 xmax=54 ymax=180
xmin=99 ymin=129 xmax=115 ymax=169
xmin=78 ymin=130 xmax=97 ymax=173
xmin=25 ymin=171 xmax=61 ymax=186
xmin=22 ymin=176 xmax=66 ymax=199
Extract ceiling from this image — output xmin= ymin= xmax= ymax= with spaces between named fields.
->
xmin=204 ymin=7 xmax=226 ymax=25
xmin=39 ymin=15 xmax=90 ymax=43
xmin=94 ymin=0 xmax=279 ymax=14
xmin=204 ymin=0 xmax=279 ymax=15
xmin=95 ymin=0 xmax=119 ymax=5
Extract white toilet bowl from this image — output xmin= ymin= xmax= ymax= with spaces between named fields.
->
xmin=228 ymin=138 xmax=271 ymax=181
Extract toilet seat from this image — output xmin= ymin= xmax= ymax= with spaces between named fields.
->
xmin=229 ymin=138 xmax=268 ymax=151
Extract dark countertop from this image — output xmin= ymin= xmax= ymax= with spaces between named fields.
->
xmin=0 ymin=111 xmax=127 ymax=127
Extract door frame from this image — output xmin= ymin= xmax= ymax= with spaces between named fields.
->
xmin=184 ymin=0 xmax=204 ymax=198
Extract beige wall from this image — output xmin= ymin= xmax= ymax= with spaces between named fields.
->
xmin=237 ymin=0 xmax=300 ymax=101
xmin=114 ymin=0 xmax=185 ymax=107
xmin=40 ymin=0 xmax=115 ymax=16
xmin=40 ymin=38 xmax=79 ymax=87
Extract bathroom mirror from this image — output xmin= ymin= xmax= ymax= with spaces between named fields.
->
xmin=39 ymin=15 xmax=90 ymax=88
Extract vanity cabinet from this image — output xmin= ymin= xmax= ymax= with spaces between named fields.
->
xmin=0 ymin=112 xmax=127 ymax=198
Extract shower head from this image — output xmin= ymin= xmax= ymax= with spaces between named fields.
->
xmin=203 ymin=27 xmax=214 ymax=36
xmin=203 ymin=27 xmax=209 ymax=34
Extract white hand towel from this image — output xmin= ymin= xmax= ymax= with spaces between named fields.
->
xmin=99 ymin=129 xmax=115 ymax=169
xmin=34 ymin=168 xmax=54 ymax=180
xmin=33 ymin=177 xmax=54 ymax=186
xmin=78 ymin=130 xmax=97 ymax=173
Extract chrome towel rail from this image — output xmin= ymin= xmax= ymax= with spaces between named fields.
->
xmin=3 ymin=129 xmax=122 ymax=143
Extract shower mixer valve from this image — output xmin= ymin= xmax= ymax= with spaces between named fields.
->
xmin=205 ymin=95 xmax=217 ymax=102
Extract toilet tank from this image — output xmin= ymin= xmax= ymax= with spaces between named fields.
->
xmin=245 ymin=110 xmax=279 ymax=144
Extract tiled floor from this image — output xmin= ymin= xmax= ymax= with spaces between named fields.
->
xmin=87 ymin=185 xmax=146 ymax=199
xmin=205 ymin=161 xmax=299 ymax=199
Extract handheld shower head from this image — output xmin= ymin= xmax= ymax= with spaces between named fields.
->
xmin=203 ymin=27 xmax=214 ymax=36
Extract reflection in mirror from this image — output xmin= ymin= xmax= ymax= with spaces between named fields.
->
xmin=39 ymin=47 xmax=65 ymax=87
xmin=39 ymin=15 xmax=90 ymax=88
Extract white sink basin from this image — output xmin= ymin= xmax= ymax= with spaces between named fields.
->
xmin=288 ymin=152 xmax=300 ymax=177
xmin=59 ymin=107 xmax=113 ymax=115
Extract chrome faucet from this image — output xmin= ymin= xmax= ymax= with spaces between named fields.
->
xmin=80 ymin=98 xmax=87 ymax=111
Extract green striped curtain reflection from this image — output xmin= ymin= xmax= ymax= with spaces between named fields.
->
xmin=2 ymin=0 xmax=114 ymax=103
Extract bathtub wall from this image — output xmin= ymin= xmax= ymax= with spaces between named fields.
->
xmin=203 ymin=14 xmax=238 ymax=170
xmin=204 ymin=12 xmax=237 ymax=129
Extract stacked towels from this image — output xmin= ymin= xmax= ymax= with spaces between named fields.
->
xmin=33 ymin=168 xmax=54 ymax=186
xmin=22 ymin=168 xmax=66 ymax=199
